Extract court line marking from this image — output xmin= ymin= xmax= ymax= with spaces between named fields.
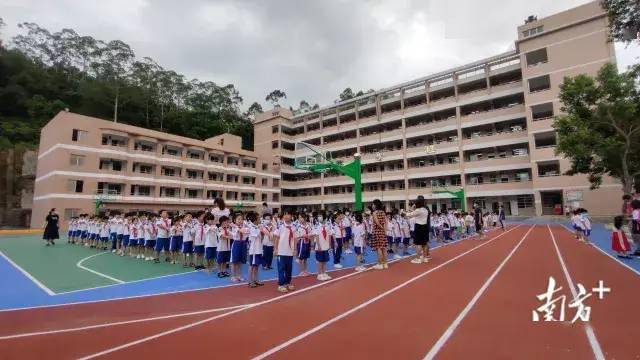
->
xmin=77 ymin=226 xmax=522 ymax=360
xmin=76 ymin=252 xmax=125 ymax=284
xmin=422 ymin=225 xmax=534 ymax=359
xmin=0 ymin=250 xmax=56 ymax=296
xmin=251 ymin=226 xmax=526 ymax=360
xmin=548 ymin=225 xmax=605 ymax=360
xmin=0 ymin=231 xmax=486 ymax=312
xmin=0 ymin=303 xmax=252 ymax=340
xmin=560 ymin=224 xmax=640 ymax=277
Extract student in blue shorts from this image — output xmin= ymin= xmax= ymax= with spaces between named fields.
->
xmin=216 ymin=215 xmax=232 ymax=278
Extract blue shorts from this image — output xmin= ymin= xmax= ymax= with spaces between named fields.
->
xmin=145 ymin=239 xmax=156 ymax=248
xmin=297 ymin=240 xmax=311 ymax=260
xmin=205 ymin=247 xmax=217 ymax=260
xmin=410 ymin=231 xmax=415 ymax=239
xmin=100 ymin=237 xmax=108 ymax=242
xmin=231 ymin=240 xmax=247 ymax=264
xmin=394 ymin=237 xmax=401 ymax=244
xmin=584 ymin=229 xmax=591 ymax=236
xmin=110 ymin=232 xmax=117 ymax=241
xmin=345 ymin=227 xmax=352 ymax=241
xmin=155 ymin=237 xmax=169 ymax=252
xmin=217 ymin=250 xmax=231 ymax=264
xmin=354 ymin=246 xmax=363 ymax=255
xmin=122 ymin=235 xmax=130 ymax=247
xmin=170 ymin=236 xmax=183 ymax=252
xmin=182 ymin=241 xmax=193 ymax=254
xmin=249 ymin=254 xmax=263 ymax=266
xmin=81 ymin=230 xmax=88 ymax=239
xmin=128 ymin=238 xmax=137 ymax=246
xmin=194 ymin=245 xmax=205 ymax=255
xmin=67 ymin=230 xmax=73 ymax=237
xmin=315 ymin=250 xmax=330 ymax=263
xmin=403 ymin=237 xmax=411 ymax=245
xmin=387 ymin=236 xmax=393 ymax=246
xmin=117 ymin=234 xmax=123 ymax=242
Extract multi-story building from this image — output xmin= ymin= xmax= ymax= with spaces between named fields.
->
xmin=31 ymin=112 xmax=281 ymax=228
xmin=253 ymin=1 xmax=622 ymax=216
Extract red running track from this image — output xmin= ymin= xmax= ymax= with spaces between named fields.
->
xmin=0 ymin=225 xmax=637 ymax=360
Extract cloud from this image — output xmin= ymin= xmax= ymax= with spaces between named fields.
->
xmin=1 ymin=0 xmax=638 ymax=111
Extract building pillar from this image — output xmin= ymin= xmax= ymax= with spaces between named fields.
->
xmin=534 ymin=191 xmax=543 ymax=216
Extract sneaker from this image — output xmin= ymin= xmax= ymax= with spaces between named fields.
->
xmin=422 ymin=257 xmax=430 ymax=263
xmin=393 ymin=254 xmax=402 ymax=260
xmin=277 ymin=286 xmax=288 ymax=293
xmin=255 ymin=281 xmax=265 ymax=286
xmin=345 ymin=249 xmax=353 ymax=254
xmin=317 ymin=274 xmax=326 ymax=281
xmin=248 ymin=282 xmax=258 ymax=288
xmin=355 ymin=266 xmax=366 ymax=272
xmin=383 ymin=263 xmax=389 ymax=269
xmin=333 ymin=263 xmax=343 ymax=269
xmin=286 ymin=284 xmax=296 ymax=291
xmin=112 ymin=249 xmax=116 ymax=253
xmin=217 ymin=272 xmax=224 ymax=278
xmin=231 ymin=277 xmax=241 ymax=283
xmin=323 ymin=273 xmax=332 ymax=280
xmin=153 ymin=258 xmax=160 ymax=263
xmin=411 ymin=257 xmax=423 ymax=264
xmin=373 ymin=264 xmax=384 ymax=270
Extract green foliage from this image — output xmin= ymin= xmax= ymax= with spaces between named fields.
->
xmin=601 ymin=0 xmax=640 ymax=44
xmin=554 ymin=63 xmax=640 ymax=194
xmin=265 ymin=89 xmax=286 ymax=105
xmin=0 ymin=22 xmax=254 ymax=150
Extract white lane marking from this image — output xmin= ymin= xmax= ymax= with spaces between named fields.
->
xmin=0 ymin=250 xmax=56 ymax=296
xmin=548 ymin=225 xmax=605 ymax=360
xmin=0 ymin=304 xmax=251 ymax=340
xmin=78 ymin=227 xmax=519 ymax=360
xmin=423 ymin=225 xmax=534 ymax=360
xmin=560 ymin=224 xmax=640 ymax=277
xmin=76 ymin=252 xmax=125 ymax=284
xmin=252 ymin=226 xmax=525 ymax=360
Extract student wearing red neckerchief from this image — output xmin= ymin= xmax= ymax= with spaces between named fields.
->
xmin=295 ymin=213 xmax=312 ymax=277
xmin=230 ymin=213 xmax=249 ymax=283
xmin=153 ymin=210 xmax=172 ymax=264
xmin=192 ymin=211 xmax=207 ymax=270
xmin=216 ymin=216 xmax=232 ymax=278
xmin=274 ymin=212 xmax=296 ymax=293
xmin=246 ymin=212 xmax=264 ymax=288
xmin=331 ymin=211 xmax=346 ymax=269
xmin=313 ymin=211 xmax=333 ymax=281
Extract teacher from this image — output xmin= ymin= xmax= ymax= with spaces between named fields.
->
xmin=43 ymin=208 xmax=60 ymax=246
xmin=404 ymin=196 xmax=431 ymax=263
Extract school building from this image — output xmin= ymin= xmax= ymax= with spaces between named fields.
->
xmin=252 ymin=1 xmax=622 ymax=217
xmin=31 ymin=1 xmax=623 ymax=228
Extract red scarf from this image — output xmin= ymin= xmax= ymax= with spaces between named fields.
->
xmin=285 ymin=224 xmax=294 ymax=249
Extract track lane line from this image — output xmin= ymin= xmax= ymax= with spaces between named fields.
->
xmin=0 ymin=250 xmax=56 ymax=296
xmin=251 ymin=225 xmax=527 ymax=360
xmin=421 ymin=225 xmax=535 ymax=360
xmin=77 ymin=226 xmax=522 ymax=360
xmin=548 ymin=225 xmax=605 ymax=360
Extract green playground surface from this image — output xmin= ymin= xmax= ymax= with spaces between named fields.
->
xmin=0 ymin=234 xmax=192 ymax=293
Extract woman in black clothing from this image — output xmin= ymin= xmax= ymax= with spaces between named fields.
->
xmin=43 ymin=208 xmax=60 ymax=246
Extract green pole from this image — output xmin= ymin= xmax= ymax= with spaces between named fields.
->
xmin=303 ymin=155 xmax=363 ymax=212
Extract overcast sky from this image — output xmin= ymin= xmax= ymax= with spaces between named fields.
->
xmin=1 ymin=0 xmax=638 ymax=111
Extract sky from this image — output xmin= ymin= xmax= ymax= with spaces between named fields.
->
xmin=1 ymin=0 xmax=638 ymax=111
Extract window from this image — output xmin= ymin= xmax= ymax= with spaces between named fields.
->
xmin=67 ymin=180 xmax=84 ymax=193
xmin=163 ymin=167 xmax=176 ymax=177
xmin=71 ymin=129 xmax=87 ymax=142
xmin=209 ymin=154 xmax=223 ymax=163
xmin=207 ymin=190 xmax=221 ymax=199
xmin=272 ymin=141 xmax=279 ymax=149
xmin=227 ymin=174 xmax=238 ymax=183
xmin=528 ymin=75 xmax=551 ymax=93
xmin=208 ymin=172 xmax=224 ymax=181
xmin=161 ymin=187 xmax=178 ymax=198
xmin=242 ymin=176 xmax=255 ymax=185
xmin=69 ymin=154 xmax=85 ymax=166
xmin=273 ymin=179 xmax=280 ymax=187
xmin=522 ymin=25 xmax=543 ymax=38
xmin=226 ymin=191 xmax=238 ymax=200
xmin=531 ymin=102 xmax=554 ymax=120
xmin=272 ymin=193 xmax=279 ymax=202
xmin=64 ymin=208 xmax=82 ymax=220
xmin=517 ymin=195 xmax=534 ymax=208
xmin=227 ymin=157 xmax=239 ymax=166
xmin=262 ymin=194 xmax=267 ymax=202
xmin=262 ymin=163 xmax=268 ymax=171
xmin=185 ymin=189 xmax=199 ymax=199
xmin=526 ymin=48 xmax=548 ymax=67
xmin=186 ymin=170 xmax=202 ymax=179
xmin=262 ymin=178 xmax=268 ymax=186
xmin=272 ymin=125 xmax=279 ymax=134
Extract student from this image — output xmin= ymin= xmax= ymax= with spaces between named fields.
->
xmin=611 ymin=215 xmax=632 ymax=258
xmin=181 ymin=213 xmax=194 ymax=267
xmin=193 ymin=211 xmax=207 ymax=270
xmin=216 ymin=215 xmax=232 ymax=278
xmin=580 ymin=209 xmax=592 ymax=244
xmin=400 ymin=213 xmax=411 ymax=256
xmin=260 ymin=214 xmax=275 ymax=270
xmin=473 ymin=204 xmax=484 ymax=239
xmin=274 ymin=212 xmax=297 ymax=293
xmin=352 ymin=213 xmax=366 ymax=272
xmin=67 ymin=217 xmax=75 ymax=244
xmin=313 ymin=211 xmax=333 ymax=281
xmin=296 ymin=213 xmax=312 ymax=276
xmin=153 ymin=210 xmax=171 ymax=263
xmin=169 ymin=216 xmax=183 ymax=264
xmin=135 ymin=215 xmax=145 ymax=258
xmin=385 ymin=213 xmax=395 ymax=253
xmin=572 ymin=209 xmax=585 ymax=241
xmin=343 ymin=210 xmax=353 ymax=254
xmin=204 ymin=214 xmax=218 ymax=272
xmin=115 ymin=214 xmax=124 ymax=253
xmin=464 ymin=212 xmax=474 ymax=236
xmin=332 ymin=212 xmax=345 ymax=269
xmin=246 ymin=212 xmax=264 ymax=287
xmin=120 ymin=214 xmax=130 ymax=256
xmin=230 ymin=213 xmax=248 ymax=282
xmin=128 ymin=216 xmax=139 ymax=257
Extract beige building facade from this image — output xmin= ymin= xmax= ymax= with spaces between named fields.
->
xmin=253 ymin=1 xmax=622 ymax=217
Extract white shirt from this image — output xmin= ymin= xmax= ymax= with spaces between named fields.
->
xmin=405 ymin=207 xmax=430 ymax=225
xmin=205 ymin=224 xmax=217 ymax=248
xmin=275 ymin=222 xmax=296 ymax=256
xmin=218 ymin=226 xmax=232 ymax=251
xmin=352 ymin=223 xmax=365 ymax=248
xmin=193 ymin=222 xmax=206 ymax=246
xmin=156 ymin=218 xmax=171 ymax=238
xmin=182 ymin=221 xmax=193 ymax=243
xmin=313 ymin=223 xmax=332 ymax=251
xmin=261 ymin=223 xmax=274 ymax=246
xmin=248 ymin=224 xmax=262 ymax=255
xmin=211 ymin=207 xmax=230 ymax=223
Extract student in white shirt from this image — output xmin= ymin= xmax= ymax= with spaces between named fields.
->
xmin=274 ymin=212 xmax=297 ymax=293
xmin=260 ymin=214 xmax=275 ymax=270
xmin=192 ymin=211 xmax=207 ymax=270
xmin=216 ymin=216 xmax=232 ymax=278
xmin=204 ymin=214 xmax=218 ymax=272
xmin=181 ymin=213 xmax=194 ymax=267
xmin=154 ymin=210 xmax=172 ymax=263
xmin=352 ymin=214 xmax=366 ymax=271
xmin=246 ymin=212 xmax=264 ymax=288
xmin=313 ymin=212 xmax=333 ymax=281
xmin=296 ymin=214 xmax=312 ymax=276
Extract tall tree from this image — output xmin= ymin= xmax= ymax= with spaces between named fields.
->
xmin=601 ymin=0 xmax=640 ymax=44
xmin=244 ymin=101 xmax=263 ymax=118
xmin=339 ymin=87 xmax=355 ymax=101
xmin=90 ymin=40 xmax=135 ymax=122
xmin=554 ymin=63 xmax=640 ymax=197
xmin=265 ymin=89 xmax=286 ymax=106
xmin=130 ymin=57 xmax=161 ymax=127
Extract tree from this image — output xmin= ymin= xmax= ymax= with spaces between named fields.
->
xmin=0 ymin=17 xmax=5 ymax=48
xmin=602 ymin=0 xmax=640 ymax=44
xmin=90 ymin=40 xmax=135 ymax=122
xmin=339 ymin=88 xmax=355 ymax=101
xmin=554 ymin=63 xmax=640 ymax=198
xmin=265 ymin=89 xmax=286 ymax=105
xmin=244 ymin=102 xmax=263 ymax=118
